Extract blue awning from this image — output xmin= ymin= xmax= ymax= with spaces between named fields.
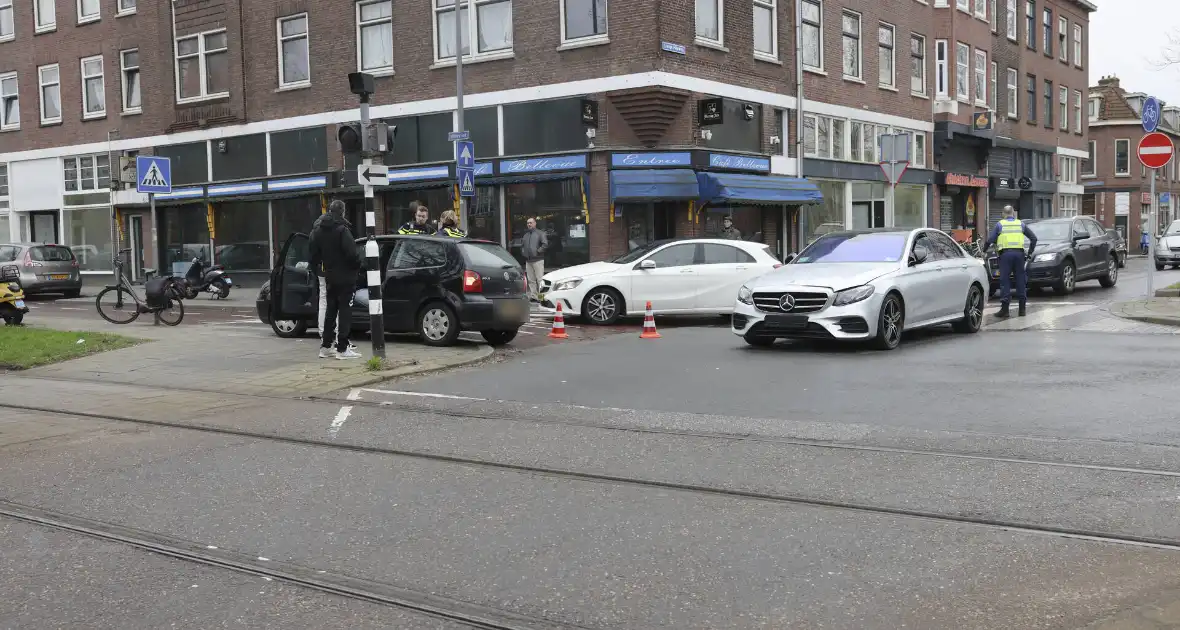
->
xmin=696 ymin=172 xmax=823 ymax=206
xmin=609 ymin=169 xmax=700 ymax=202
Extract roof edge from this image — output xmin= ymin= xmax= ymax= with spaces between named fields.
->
xmin=1062 ymin=0 xmax=1097 ymax=12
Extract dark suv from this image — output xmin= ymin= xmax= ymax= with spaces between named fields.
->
xmin=257 ymin=234 xmax=529 ymax=346
xmin=985 ymin=217 xmax=1119 ymax=296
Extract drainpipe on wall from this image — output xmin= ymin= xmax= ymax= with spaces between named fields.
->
xmin=794 ymin=0 xmax=804 ymax=181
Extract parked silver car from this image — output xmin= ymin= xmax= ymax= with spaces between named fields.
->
xmin=0 ymin=243 xmax=84 ymax=297
xmin=732 ymin=228 xmax=991 ymax=350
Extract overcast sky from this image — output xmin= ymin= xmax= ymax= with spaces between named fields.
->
xmin=1090 ymin=0 xmax=1180 ymax=103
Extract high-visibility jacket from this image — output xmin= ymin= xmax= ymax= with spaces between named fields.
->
xmin=436 ymin=226 xmax=467 ymax=238
xmin=997 ymin=218 xmax=1027 ymax=250
xmin=397 ymin=222 xmax=432 ymax=235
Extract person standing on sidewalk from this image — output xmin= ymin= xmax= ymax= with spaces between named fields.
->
xmin=313 ymin=212 xmax=357 ymax=355
xmin=521 ymin=217 xmax=548 ymax=301
xmin=309 ymin=200 xmax=363 ymax=359
xmin=984 ymin=205 xmax=1038 ymax=318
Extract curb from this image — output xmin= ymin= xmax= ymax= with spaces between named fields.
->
xmin=330 ymin=345 xmax=495 ymax=392
xmin=1113 ymin=314 xmax=1180 ymax=328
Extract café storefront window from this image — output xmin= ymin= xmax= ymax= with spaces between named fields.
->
xmin=799 ymin=180 xmax=846 ymax=246
xmin=701 ymin=207 xmax=762 ymax=241
xmin=160 ymin=204 xmax=211 ymax=272
xmin=63 ymin=205 xmax=114 ymax=271
xmin=272 ymin=196 xmax=322 ymax=249
xmin=894 ymin=184 xmax=926 ymax=227
xmin=214 ymin=201 xmax=271 ymax=271
xmin=385 ymin=187 xmax=452 ymax=231
xmin=506 ymin=179 xmax=588 ymax=269
xmin=466 ymin=186 xmax=501 ymax=243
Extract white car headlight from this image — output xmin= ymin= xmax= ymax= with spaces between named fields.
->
xmin=832 ymin=285 xmax=875 ymax=306
xmin=737 ymin=285 xmax=753 ymax=304
xmin=551 ymin=278 xmax=583 ymax=291
xmin=1033 ymin=253 xmax=1058 ymax=262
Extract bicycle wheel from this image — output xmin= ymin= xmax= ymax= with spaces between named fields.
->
xmin=95 ymin=287 xmax=141 ymax=324
xmin=157 ymin=297 xmax=185 ymax=326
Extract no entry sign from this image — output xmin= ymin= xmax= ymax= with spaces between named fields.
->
xmin=1137 ymin=132 xmax=1175 ymax=169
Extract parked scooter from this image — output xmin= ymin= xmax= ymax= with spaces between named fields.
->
xmin=179 ymin=258 xmax=233 ymax=299
xmin=0 ymin=281 xmax=29 ymax=326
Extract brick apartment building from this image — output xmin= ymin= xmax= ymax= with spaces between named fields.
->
xmin=0 ymin=0 xmax=1093 ymax=282
xmin=1083 ymin=75 xmax=1180 ymax=250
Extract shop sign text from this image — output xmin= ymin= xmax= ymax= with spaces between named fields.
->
xmin=499 ymin=155 xmax=588 ymax=174
xmin=708 ymin=153 xmax=771 ymax=172
xmin=611 ymin=152 xmax=693 ymax=168
xmin=943 ymin=173 xmax=988 ymax=188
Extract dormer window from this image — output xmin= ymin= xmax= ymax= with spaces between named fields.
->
xmin=1088 ymin=97 xmax=1100 ymax=121
xmin=1126 ymin=95 xmax=1143 ymax=115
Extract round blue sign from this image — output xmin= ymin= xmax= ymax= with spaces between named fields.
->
xmin=1143 ymin=96 xmax=1162 ymax=133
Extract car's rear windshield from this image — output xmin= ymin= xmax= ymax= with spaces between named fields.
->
xmin=459 ymin=242 xmax=519 ymax=269
xmin=1027 ymin=222 xmax=1071 ymax=241
xmin=795 ymin=233 xmax=907 ymax=263
xmin=28 ymin=245 xmax=75 ymax=262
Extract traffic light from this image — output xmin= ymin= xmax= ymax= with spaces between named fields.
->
xmin=338 ymin=123 xmax=364 ymax=153
xmin=374 ymin=122 xmax=397 ymax=153
xmin=337 ymin=122 xmax=397 ymax=154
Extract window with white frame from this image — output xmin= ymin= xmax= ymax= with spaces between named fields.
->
xmin=878 ymin=23 xmax=895 ymax=88
xmin=935 ymin=40 xmax=948 ymax=97
xmin=1058 ymin=156 xmax=1077 ymax=184
xmin=357 ymin=1 xmax=393 ymax=73
xmin=120 ymin=49 xmax=140 ymax=113
xmin=956 ymin=0 xmax=969 ymax=11
xmin=910 ymin=34 xmax=925 ymax=95
xmin=1058 ymin=194 xmax=1078 ymax=217
xmin=832 ymin=119 xmax=845 ymax=160
xmin=989 ymin=61 xmax=997 ymax=110
xmin=1072 ymin=24 xmax=1082 ymax=66
xmin=0 ymin=0 xmax=13 ymax=41
xmin=973 ymin=49 xmax=986 ymax=105
xmin=63 ymin=154 xmax=110 ymax=192
xmin=1057 ymin=16 xmax=1067 ymax=62
xmin=80 ymin=55 xmax=105 ymax=118
xmin=914 ymin=132 xmax=926 ymax=168
xmin=801 ymin=0 xmax=822 ymax=70
xmin=1058 ymin=85 xmax=1067 ymax=131
xmin=695 ymin=0 xmax=722 ymax=44
xmin=1005 ymin=0 xmax=1016 ymax=40
xmin=77 ymin=0 xmax=99 ymax=23
xmin=38 ymin=64 xmax=61 ymax=124
xmin=0 ymin=73 xmax=16 ymax=130
xmin=803 ymin=114 xmax=833 ymax=159
xmin=753 ymin=0 xmax=776 ymax=59
xmin=1115 ymin=139 xmax=1129 ymax=175
xmin=955 ymin=42 xmax=969 ymax=101
xmin=1082 ymin=140 xmax=1095 ymax=176
xmin=35 ymin=0 xmax=55 ymax=31
xmin=1088 ymin=97 xmax=1099 ymax=120
xmin=0 ymin=164 xmax=7 ymax=196
xmin=562 ymin=0 xmax=607 ymax=43
xmin=117 ymin=0 xmax=135 ymax=16
xmin=435 ymin=0 xmax=514 ymax=63
xmin=1073 ymin=90 xmax=1082 ymax=133
xmin=176 ymin=30 xmax=229 ymax=101
xmin=1006 ymin=68 xmax=1018 ymax=118
xmin=277 ymin=14 xmax=310 ymax=87
xmin=974 ymin=0 xmax=986 ymax=19
xmin=1042 ymin=8 xmax=1051 ymax=55
xmin=842 ymin=11 xmax=861 ymax=79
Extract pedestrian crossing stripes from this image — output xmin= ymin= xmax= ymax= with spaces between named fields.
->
xmin=139 ymin=163 xmax=167 ymax=188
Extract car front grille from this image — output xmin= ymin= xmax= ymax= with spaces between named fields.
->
xmin=752 ymin=291 xmax=828 ymax=314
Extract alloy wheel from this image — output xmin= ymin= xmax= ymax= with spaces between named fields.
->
xmin=883 ymin=298 xmax=903 ymax=346
xmin=1063 ymin=265 xmax=1075 ymax=291
xmin=422 ymin=308 xmax=451 ymax=341
xmin=967 ymin=287 xmax=983 ymax=330
xmin=1109 ymin=259 xmax=1118 ymax=282
xmin=274 ymin=320 xmax=297 ymax=334
xmin=587 ymin=292 xmax=616 ymax=323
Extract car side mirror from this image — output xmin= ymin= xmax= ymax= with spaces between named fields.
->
xmin=783 ymin=253 xmax=797 ymax=264
xmin=909 ymin=245 xmax=929 ymax=266
xmin=1073 ymin=233 xmax=1087 ymax=243
xmin=638 ymin=259 xmax=657 ymax=270
xmin=295 ymin=262 xmax=308 ymax=270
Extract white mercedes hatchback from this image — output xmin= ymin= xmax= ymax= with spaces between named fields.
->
xmin=732 ymin=228 xmax=991 ymax=350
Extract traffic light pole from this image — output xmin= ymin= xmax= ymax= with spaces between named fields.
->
xmin=454 ymin=5 xmax=467 ymax=225
xmin=359 ymin=94 xmax=386 ymax=359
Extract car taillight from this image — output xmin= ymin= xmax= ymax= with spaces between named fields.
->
xmin=522 ymin=274 xmax=528 ymax=293
xmin=463 ymin=269 xmax=483 ymax=293
xmin=22 ymin=252 xmax=32 ymax=267
xmin=71 ymin=258 xmax=79 ymax=268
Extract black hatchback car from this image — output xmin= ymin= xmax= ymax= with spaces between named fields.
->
xmin=985 ymin=216 xmax=1119 ymax=295
xmin=257 ymin=233 xmax=529 ymax=346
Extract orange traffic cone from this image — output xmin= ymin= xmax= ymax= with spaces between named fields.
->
xmin=548 ymin=302 xmax=569 ymax=339
xmin=639 ymin=301 xmax=661 ymax=339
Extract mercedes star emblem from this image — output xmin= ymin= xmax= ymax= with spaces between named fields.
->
xmin=503 ymin=272 xmax=512 ymax=281
xmin=779 ymin=294 xmax=796 ymax=311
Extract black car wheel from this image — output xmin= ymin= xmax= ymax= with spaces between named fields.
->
xmin=1156 ymin=262 xmax=1166 ymax=271
xmin=1099 ymin=255 xmax=1119 ymax=288
xmin=63 ymin=289 xmax=81 ymax=299
xmin=872 ymin=293 xmax=904 ymax=351
xmin=481 ymin=329 xmax=518 ymax=346
xmin=1054 ymin=260 xmax=1076 ymax=295
xmin=417 ymin=301 xmax=461 ymax=347
xmin=582 ymin=287 xmax=622 ymax=325
xmin=952 ymin=284 xmax=984 ymax=334
xmin=270 ymin=317 xmax=308 ymax=338
xmin=1118 ymin=252 xmax=1127 ymax=268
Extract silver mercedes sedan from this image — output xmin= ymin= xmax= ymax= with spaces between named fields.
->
xmin=732 ymin=227 xmax=991 ymax=350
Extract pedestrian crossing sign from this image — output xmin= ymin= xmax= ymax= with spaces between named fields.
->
xmin=135 ymin=156 xmax=172 ymax=194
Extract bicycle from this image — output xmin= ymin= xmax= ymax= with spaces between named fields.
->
xmin=95 ymin=249 xmax=185 ymax=326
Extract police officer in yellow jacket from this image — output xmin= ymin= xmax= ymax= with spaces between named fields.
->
xmin=435 ymin=210 xmax=467 ymax=238
xmin=983 ymin=205 xmax=1038 ymax=318
xmin=397 ymin=202 xmax=433 ymax=235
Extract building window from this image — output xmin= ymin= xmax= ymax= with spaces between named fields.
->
xmin=955 ymin=42 xmax=969 ymax=101
xmin=1115 ymin=139 xmax=1129 ymax=176
xmin=1026 ymin=74 xmax=1035 ymax=122
xmin=117 ymin=0 xmax=135 ymax=16
xmin=1043 ymin=79 xmax=1052 ymax=128
xmin=695 ymin=0 xmax=722 ymax=44
xmin=753 ymin=0 xmax=776 ymax=58
xmin=435 ymin=0 xmax=515 ymax=62
xmin=1025 ymin=0 xmax=1034 ymax=50
xmin=850 ymin=122 xmax=861 ymax=161
xmin=0 ymin=164 xmax=7 ymax=196
xmin=277 ymin=14 xmax=310 ymax=87
xmin=805 ymin=115 xmax=848 ymax=160
xmin=1006 ymin=68 xmax=1018 ymax=118
xmin=0 ymin=0 xmax=13 ymax=41
xmin=842 ymin=11 xmax=861 ymax=80
xmin=63 ymin=154 xmax=110 ymax=192
xmin=910 ymin=34 xmax=925 ymax=95
xmin=80 ymin=55 xmax=105 ymax=119
xmin=1058 ymin=194 xmax=1078 ymax=217
xmin=1042 ymin=8 xmax=1052 ymax=55
xmin=1057 ymin=16 xmax=1067 ymax=62
xmin=357 ymin=1 xmax=393 ymax=73
xmin=1073 ymin=24 xmax=1082 ymax=67
xmin=1005 ymin=0 xmax=1017 ymax=40
xmin=914 ymin=133 xmax=926 ymax=168
xmin=1073 ymin=90 xmax=1082 ymax=133
xmin=1058 ymin=86 xmax=1068 ymax=131
xmin=988 ymin=0 xmax=996 ymax=28
xmin=832 ymin=119 xmax=845 ymax=160
xmin=956 ymin=0 xmax=969 ymax=11
xmin=562 ymin=0 xmax=607 ymax=44
xmin=974 ymin=0 xmax=986 ymax=19
xmin=0 ymin=73 xmax=16 ymax=130
xmin=34 ymin=0 xmax=54 ymax=32
xmin=38 ymin=64 xmax=61 ymax=124
xmin=120 ymin=49 xmax=140 ymax=113
xmin=176 ymin=30 xmax=229 ymax=101
xmin=1088 ymin=97 xmax=1099 ymax=120
xmin=1059 ymin=156 xmax=1077 ymax=184
xmin=77 ymin=0 xmax=99 ymax=23
xmin=1082 ymin=140 xmax=1095 ymax=176
xmin=989 ymin=61 xmax=997 ymax=110
xmin=878 ymin=23 xmax=895 ymax=88
xmin=801 ymin=0 xmax=822 ymax=70
xmin=934 ymin=40 xmax=948 ymax=97
xmin=973 ymin=49 xmax=986 ymax=105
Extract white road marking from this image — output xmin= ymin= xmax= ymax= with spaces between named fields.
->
xmin=58 ymin=307 xmax=85 ymax=311
xmin=358 ymin=388 xmax=485 ymax=401
xmin=985 ymin=304 xmax=1095 ymax=331
xmin=328 ymin=388 xmax=362 ymax=437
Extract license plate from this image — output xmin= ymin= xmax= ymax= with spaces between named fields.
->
xmin=13 ymin=300 xmax=24 ymax=309
xmin=765 ymin=313 xmax=808 ymax=330
xmin=502 ymin=300 xmax=525 ymax=318
xmin=49 ymin=274 xmax=69 ymax=280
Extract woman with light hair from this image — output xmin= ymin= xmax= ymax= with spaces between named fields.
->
xmin=435 ymin=210 xmax=467 ymax=238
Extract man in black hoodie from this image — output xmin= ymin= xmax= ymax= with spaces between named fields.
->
xmin=309 ymin=200 xmax=363 ymax=359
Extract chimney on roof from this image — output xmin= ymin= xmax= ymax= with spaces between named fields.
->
xmin=1097 ymin=75 xmax=1120 ymax=89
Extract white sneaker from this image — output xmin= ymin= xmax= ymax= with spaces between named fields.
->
xmin=348 ymin=343 xmax=358 ymax=352
xmin=336 ymin=348 xmax=362 ymax=360
xmin=318 ymin=347 xmax=336 ymax=359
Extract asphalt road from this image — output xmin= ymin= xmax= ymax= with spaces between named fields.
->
xmin=6 ymin=257 xmax=1180 ymax=628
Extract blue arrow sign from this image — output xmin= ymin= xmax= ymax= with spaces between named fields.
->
xmin=457 ymin=167 xmax=475 ymax=197
xmin=455 ymin=141 xmax=475 ymax=169
xmin=135 ymin=156 xmax=172 ymax=194
xmin=1143 ymin=96 xmax=1162 ymax=133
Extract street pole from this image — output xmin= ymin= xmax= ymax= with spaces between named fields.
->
xmin=454 ymin=3 xmax=467 ymax=226
xmin=889 ymin=160 xmax=897 ymax=227
xmin=1147 ymin=167 xmax=1157 ymax=297
xmin=359 ymin=94 xmax=386 ymax=359
xmin=149 ymin=193 xmax=157 ymax=273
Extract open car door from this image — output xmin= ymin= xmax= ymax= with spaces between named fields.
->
xmin=271 ymin=232 xmax=317 ymax=321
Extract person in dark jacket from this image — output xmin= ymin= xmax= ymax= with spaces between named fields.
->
xmin=398 ymin=202 xmax=433 ymax=235
xmin=435 ymin=210 xmax=467 ymax=238
xmin=309 ymin=200 xmax=363 ymax=359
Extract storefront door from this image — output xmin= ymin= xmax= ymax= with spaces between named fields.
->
xmin=852 ymin=201 xmax=885 ymax=228
xmin=31 ymin=211 xmax=59 ymax=243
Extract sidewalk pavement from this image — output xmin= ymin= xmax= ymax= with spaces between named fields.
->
xmin=14 ymin=314 xmax=492 ymax=398
xmin=44 ymin=290 xmax=258 ymax=312
xmin=1110 ymin=299 xmax=1180 ymax=328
